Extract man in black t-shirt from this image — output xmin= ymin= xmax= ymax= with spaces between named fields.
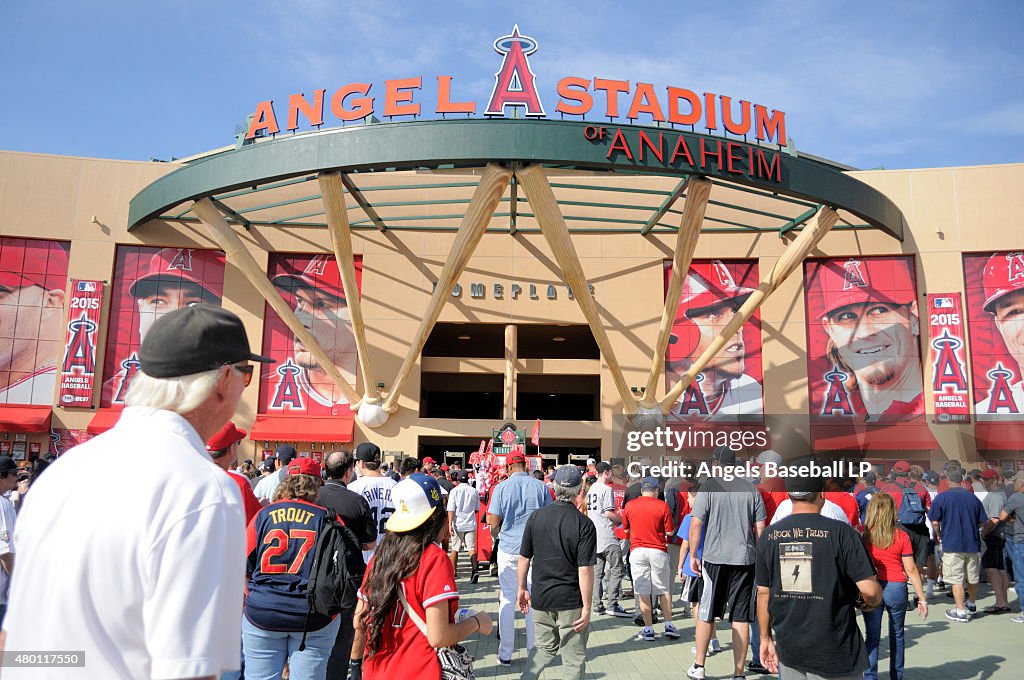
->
xmin=755 ymin=459 xmax=882 ymax=680
xmin=317 ymin=450 xmax=376 ymax=680
xmin=518 ymin=465 xmax=597 ymax=680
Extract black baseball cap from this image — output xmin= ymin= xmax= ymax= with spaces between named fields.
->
xmin=275 ymin=445 xmax=297 ymax=464
xmin=0 ymin=456 xmax=17 ymax=476
xmin=355 ymin=442 xmax=382 ymax=462
xmin=139 ymin=304 xmax=274 ymax=379
xmin=785 ymin=456 xmax=825 ymax=495
xmin=456 ymin=470 xmax=470 ymax=483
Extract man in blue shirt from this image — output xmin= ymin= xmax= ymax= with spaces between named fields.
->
xmin=486 ymin=452 xmax=551 ymax=664
xmin=929 ymin=467 xmax=987 ymax=623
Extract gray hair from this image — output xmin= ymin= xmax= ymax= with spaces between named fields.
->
xmin=945 ymin=467 xmax=964 ymax=484
xmin=124 ymin=368 xmax=222 ymax=415
xmin=553 ymin=482 xmax=581 ymax=504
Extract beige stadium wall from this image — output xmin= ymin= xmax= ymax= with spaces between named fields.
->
xmin=1 ymin=150 xmax=1022 ymax=465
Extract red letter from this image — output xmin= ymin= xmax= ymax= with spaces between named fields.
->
xmin=721 ymin=96 xmax=751 ymax=136
xmin=246 ymin=100 xmax=279 ymax=140
xmin=700 ymin=138 xmax=723 ymax=171
xmin=627 ymin=83 xmax=666 ymax=122
xmin=594 ymin=78 xmax=631 ymax=118
xmin=556 ymin=77 xmax=593 ymax=116
xmin=703 ymin=93 xmax=718 ymax=131
xmin=607 ymin=129 xmax=633 ymax=160
xmin=286 ymin=90 xmax=326 ymax=132
xmin=726 ymin=142 xmax=745 ymax=174
xmin=638 ymin=131 xmax=664 ymax=163
xmin=755 ymin=104 xmax=787 ymax=145
xmin=669 ymin=135 xmax=695 ymax=167
xmin=667 ymin=87 xmax=701 ymax=125
xmin=330 ymin=83 xmax=374 ymax=121
xmin=436 ymin=76 xmax=475 ymax=114
xmin=384 ymin=77 xmax=422 ymax=117
xmin=755 ymin=149 xmax=781 ymax=182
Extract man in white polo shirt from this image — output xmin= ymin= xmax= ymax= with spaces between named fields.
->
xmin=2 ymin=305 xmax=274 ymax=680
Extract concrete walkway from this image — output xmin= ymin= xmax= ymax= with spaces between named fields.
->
xmin=453 ymin=572 xmax=1021 ymax=680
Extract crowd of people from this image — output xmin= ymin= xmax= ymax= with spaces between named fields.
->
xmin=0 ymin=303 xmax=1021 ymax=680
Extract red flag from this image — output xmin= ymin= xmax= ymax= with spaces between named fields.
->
xmin=485 ymin=438 xmax=493 ymax=454
xmin=531 ymin=419 xmax=540 ymax=446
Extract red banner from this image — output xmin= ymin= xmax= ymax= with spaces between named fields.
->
xmin=926 ymin=293 xmax=970 ymax=423
xmin=531 ymin=419 xmax=540 ymax=446
xmin=58 ymin=280 xmax=105 ymax=408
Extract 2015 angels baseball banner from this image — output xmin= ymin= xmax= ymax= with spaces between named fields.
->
xmin=258 ymin=253 xmax=362 ymax=417
xmin=926 ymin=293 xmax=970 ymax=423
xmin=58 ymin=280 xmax=105 ymax=408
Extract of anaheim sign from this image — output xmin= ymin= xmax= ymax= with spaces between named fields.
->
xmin=246 ymin=26 xmax=787 ymax=146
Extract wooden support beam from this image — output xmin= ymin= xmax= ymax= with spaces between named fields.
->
xmin=660 ymin=206 xmax=838 ymax=412
xmin=381 ymin=163 xmax=512 ymax=413
xmin=340 ymin=174 xmax=388 ymax=232
xmin=319 ymin=172 xmax=380 ymax=403
xmin=639 ymin=178 xmax=711 ymax=409
xmin=192 ymin=198 xmax=361 ymax=407
xmin=515 ymin=164 xmax=635 ymax=410
xmin=504 ymin=324 xmax=516 ymax=419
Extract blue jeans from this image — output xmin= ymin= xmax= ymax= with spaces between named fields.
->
xmin=1008 ymin=542 xmax=1024 ymax=612
xmin=862 ymin=581 xmax=907 ymax=680
xmin=242 ymin=614 xmax=341 ymax=680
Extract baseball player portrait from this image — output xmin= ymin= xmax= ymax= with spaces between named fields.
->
xmin=809 ymin=256 xmax=923 ymax=420
xmin=262 ymin=254 xmax=358 ymax=415
xmin=0 ymin=238 xmax=69 ymax=405
xmin=102 ymin=246 xmax=224 ymax=405
xmin=973 ymin=251 xmax=1024 ymax=414
xmin=666 ymin=260 xmax=763 ymax=420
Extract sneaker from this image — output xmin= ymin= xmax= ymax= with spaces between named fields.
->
xmin=637 ymin=626 xmax=656 ymax=642
xmin=594 ymin=603 xmax=606 ymax=615
xmin=1010 ymin=614 xmax=1024 ymax=623
xmin=746 ymin=661 xmax=770 ymax=674
xmin=607 ymin=603 xmax=632 ymax=617
xmin=686 ymin=663 xmax=706 ymax=679
xmin=498 ymin=657 xmax=512 ymax=666
xmin=691 ymin=639 xmax=722 ymax=655
xmin=936 ymin=579 xmax=947 ymax=591
xmin=945 ymin=608 xmax=970 ymax=623
xmin=966 ymin=602 xmax=977 ymax=615
xmin=469 ymin=572 xmax=479 ymax=584
xmin=664 ymin=622 xmax=680 ymax=639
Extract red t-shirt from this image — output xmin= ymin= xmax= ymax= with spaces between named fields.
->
xmin=227 ymin=469 xmax=262 ymax=524
xmin=621 ymin=496 xmax=674 ymax=552
xmin=360 ymin=543 xmax=459 ymax=680
xmin=612 ymin=483 xmax=628 ymax=540
xmin=824 ymin=492 xmax=861 ymax=529
xmin=864 ymin=529 xmax=913 ymax=582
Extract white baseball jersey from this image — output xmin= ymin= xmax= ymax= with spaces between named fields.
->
xmin=346 ymin=474 xmax=397 ymax=562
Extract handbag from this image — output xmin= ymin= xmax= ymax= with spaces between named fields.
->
xmin=397 ymin=586 xmax=475 ymax=680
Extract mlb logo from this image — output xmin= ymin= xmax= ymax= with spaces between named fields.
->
xmin=934 ymin=297 xmax=953 ymax=308
xmin=77 ymin=281 xmax=96 ymax=292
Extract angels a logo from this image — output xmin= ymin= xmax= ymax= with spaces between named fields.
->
xmin=304 ymin=255 xmax=329 ymax=277
xmin=166 ymin=248 xmax=194 ymax=272
xmin=842 ymin=259 xmax=868 ymax=290
xmin=271 ymin=358 xmax=305 ymax=410
xmin=711 ymin=260 xmax=737 ymax=290
xmin=821 ymin=365 xmax=854 ymax=416
xmin=931 ymin=330 xmax=968 ymax=392
xmin=62 ymin=314 xmax=97 ymax=375
xmin=986 ymin=363 xmax=1019 ymax=414
xmin=678 ymin=373 xmax=710 ymax=415
xmin=113 ymin=353 xmax=141 ymax=404
xmin=485 ymin=25 xmax=545 ymax=117
xmin=1006 ymin=252 xmax=1024 ymax=282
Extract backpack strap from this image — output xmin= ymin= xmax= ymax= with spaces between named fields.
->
xmin=398 ymin=584 xmax=430 ymax=637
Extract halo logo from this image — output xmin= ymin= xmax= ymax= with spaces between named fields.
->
xmin=485 ymin=25 xmax=546 ymax=118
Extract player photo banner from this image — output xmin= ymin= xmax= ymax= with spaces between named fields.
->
xmin=804 ymin=256 xmax=934 ymax=450
xmin=58 ymin=280 xmax=105 ymax=408
xmin=963 ymin=252 xmax=1024 ymax=419
xmin=664 ymin=259 xmax=763 ymax=423
xmin=258 ymin=253 xmax=362 ymax=418
xmin=926 ymin=293 xmax=970 ymax=423
xmin=0 ymin=237 xmax=71 ymax=406
xmin=100 ymin=246 xmax=225 ymax=408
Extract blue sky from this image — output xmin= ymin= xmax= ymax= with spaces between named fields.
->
xmin=2 ymin=0 xmax=1021 ymax=169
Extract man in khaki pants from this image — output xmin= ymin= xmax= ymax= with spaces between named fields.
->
xmin=518 ymin=465 xmax=597 ymax=680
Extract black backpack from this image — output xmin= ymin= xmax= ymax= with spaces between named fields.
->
xmin=299 ymin=515 xmax=366 ymax=650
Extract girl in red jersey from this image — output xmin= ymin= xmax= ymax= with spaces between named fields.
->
xmin=861 ymin=493 xmax=928 ymax=680
xmin=353 ymin=473 xmax=493 ymax=680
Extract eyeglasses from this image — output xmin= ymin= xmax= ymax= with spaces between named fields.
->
xmin=232 ymin=363 xmax=254 ymax=386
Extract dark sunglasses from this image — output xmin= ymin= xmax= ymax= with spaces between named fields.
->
xmin=231 ymin=363 xmax=254 ymax=386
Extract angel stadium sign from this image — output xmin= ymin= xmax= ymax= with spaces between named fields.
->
xmin=245 ymin=25 xmax=787 ymax=147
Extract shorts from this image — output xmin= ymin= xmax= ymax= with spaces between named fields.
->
xmin=898 ymin=523 xmax=929 ymax=568
xmin=680 ymin=574 xmax=704 ymax=604
xmin=926 ymin=539 xmax=936 ymax=557
xmin=697 ymin=562 xmax=755 ymax=623
xmin=630 ymin=547 xmax=670 ymax=596
xmin=450 ymin=528 xmax=477 ymax=553
xmin=981 ymin=535 xmax=1005 ymax=570
xmin=941 ymin=551 xmax=980 ymax=585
